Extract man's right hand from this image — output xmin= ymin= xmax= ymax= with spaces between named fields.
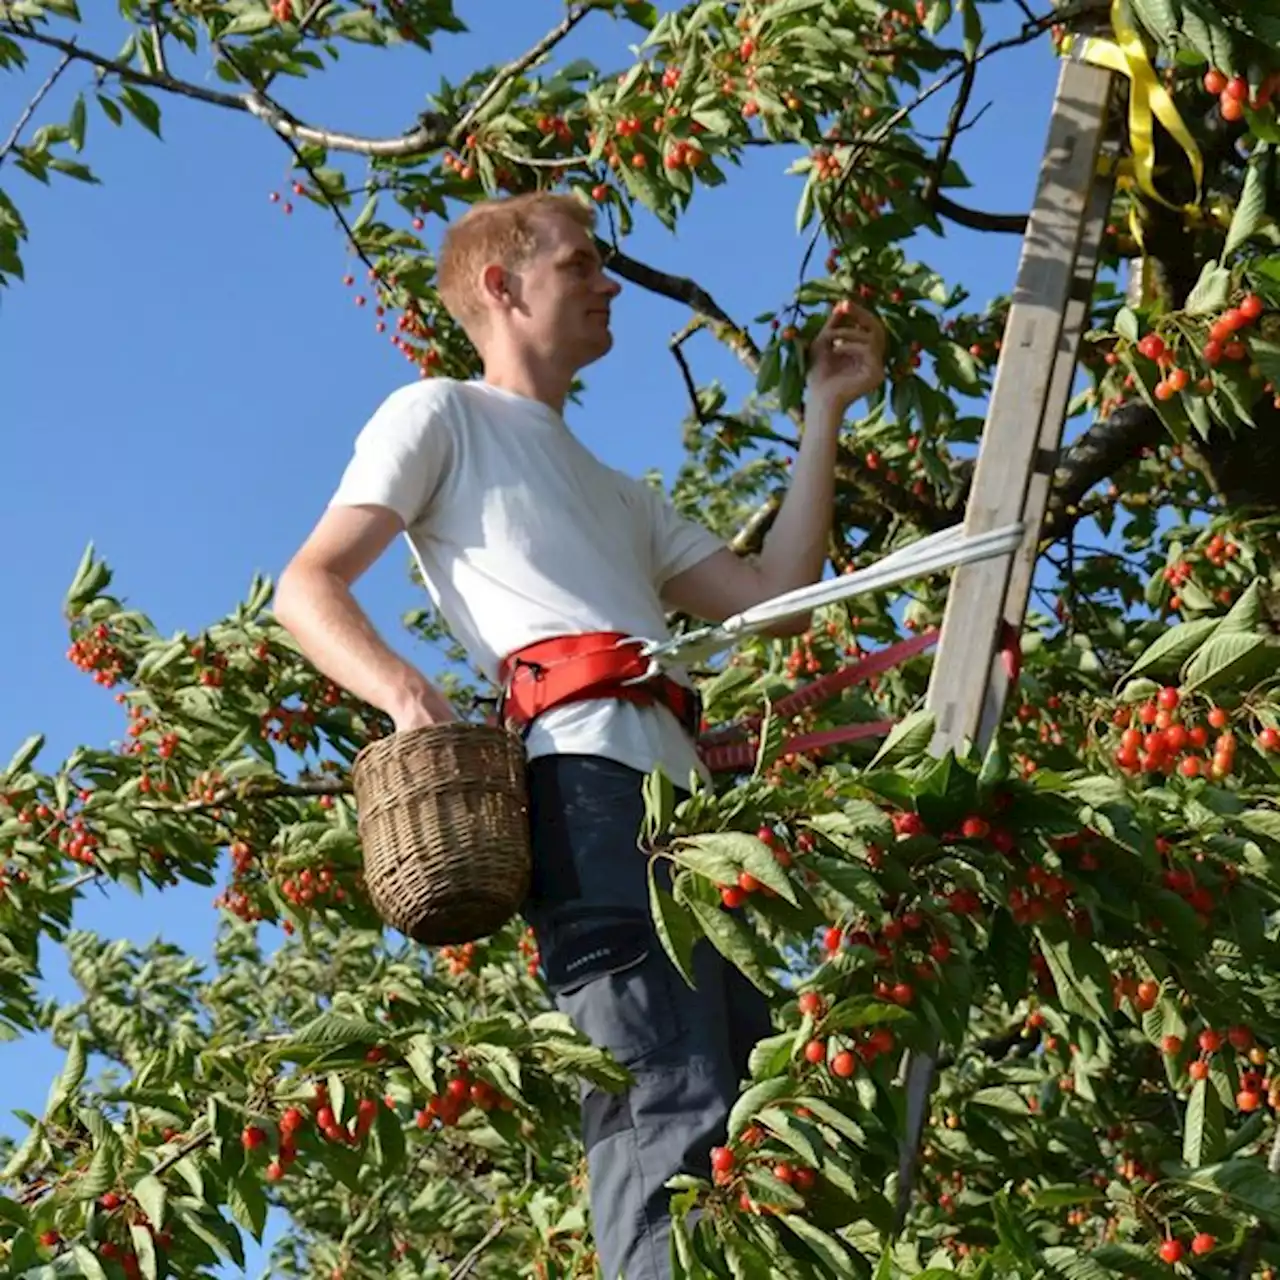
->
xmin=391 ymin=687 xmax=461 ymax=733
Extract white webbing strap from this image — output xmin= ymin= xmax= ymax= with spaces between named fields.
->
xmin=640 ymin=521 xmax=1026 ymax=669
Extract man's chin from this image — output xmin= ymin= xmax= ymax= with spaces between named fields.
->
xmin=577 ymin=331 xmax=614 ymax=367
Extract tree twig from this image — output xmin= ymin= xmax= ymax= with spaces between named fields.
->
xmin=922 ymin=54 xmax=977 ymax=208
xmin=147 ymin=2 xmax=167 ymax=77
xmin=0 ymin=21 xmax=450 ymax=156
xmin=800 ymin=3 xmax=1065 ymax=282
xmin=135 ymin=774 xmax=350 ymax=815
xmin=448 ymin=1217 xmax=509 ymax=1280
xmin=451 ymin=5 xmax=592 ymax=146
xmin=0 ymin=50 xmax=72 ymax=169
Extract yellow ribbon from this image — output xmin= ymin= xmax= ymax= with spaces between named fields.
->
xmin=1066 ymin=0 xmax=1203 ymax=215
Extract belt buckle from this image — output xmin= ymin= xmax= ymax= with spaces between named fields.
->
xmin=614 ymin=635 xmax=660 ymax=686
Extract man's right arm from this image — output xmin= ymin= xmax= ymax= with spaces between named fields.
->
xmin=273 ymin=503 xmax=457 ymax=732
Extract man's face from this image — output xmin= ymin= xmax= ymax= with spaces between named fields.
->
xmin=494 ymin=211 xmax=622 ymax=370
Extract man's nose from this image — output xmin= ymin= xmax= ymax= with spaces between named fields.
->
xmin=599 ymin=273 xmax=622 ymax=298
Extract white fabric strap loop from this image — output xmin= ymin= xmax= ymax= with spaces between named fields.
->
xmin=636 ymin=521 xmax=1025 ymax=670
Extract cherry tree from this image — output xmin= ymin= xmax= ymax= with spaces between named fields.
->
xmin=4 ymin=0 xmax=1280 ymax=1277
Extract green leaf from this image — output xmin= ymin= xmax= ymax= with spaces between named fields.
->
xmin=132 ymin=1174 xmax=166 ymax=1229
xmin=935 ymin=341 xmax=982 ymax=394
xmin=72 ymin=1244 xmax=110 ymax=1280
xmin=1240 ymin=809 xmax=1280 ymax=843
xmin=1035 ymin=932 xmax=1109 ymax=1020
xmin=643 ymin=767 xmax=677 ymax=843
xmin=1183 ymin=1158 xmax=1280 ymax=1223
xmin=1115 ymin=307 xmax=1140 ymax=342
xmin=1224 ymin=146 xmax=1270 ymax=259
xmin=791 ymin=1095 xmax=866 ymax=1147
xmin=68 ymin=94 xmax=86 ymax=151
xmin=648 ymin=869 xmax=698 ymax=989
xmin=805 ymin=853 xmax=881 ymax=913
xmin=228 ymin=1170 xmax=267 ymax=1241
xmin=687 ymin=898 xmax=776 ymax=994
xmin=1183 ymin=1076 xmax=1225 ymax=1168
xmin=757 ymin=1106 xmax=824 ymax=1168
xmin=119 ymin=86 xmax=162 ymax=138
xmin=1 ymin=1122 xmax=43 ymax=1180
xmin=1125 ymin=617 xmax=1220 ymax=680
xmin=1185 ymin=262 xmax=1231 ymax=313
xmin=3 ymin=733 xmax=44 ymax=780
xmin=987 ymin=908 xmax=1031 ymax=1007
xmin=675 ymin=832 xmax=797 ymax=904
xmin=1182 ymin=631 xmax=1269 ymax=692
xmin=287 ymin=1012 xmax=385 ymax=1049
xmin=778 ymin=1212 xmax=861 ymax=1276
xmin=130 ymin=1223 xmax=158 ymax=1280
xmin=748 ymin=1031 xmax=794 ymax=1080
xmin=869 ymin=709 xmax=935 ymax=768
xmin=404 ymin=1034 xmax=437 ymax=1094
xmin=1218 ymin=579 xmax=1264 ymax=634
xmin=44 ymin=1033 xmax=86 ymax=1118
xmin=727 ymin=1076 xmax=794 ymax=1140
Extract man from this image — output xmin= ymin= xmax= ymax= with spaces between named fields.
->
xmin=273 ymin=191 xmax=886 ymax=1278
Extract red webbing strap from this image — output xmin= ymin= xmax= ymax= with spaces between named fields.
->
xmin=699 ymin=630 xmax=939 ymax=748
xmin=699 ymin=719 xmax=896 ymax=773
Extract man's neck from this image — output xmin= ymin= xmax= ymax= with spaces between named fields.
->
xmin=481 ymin=361 xmax=571 ymax=416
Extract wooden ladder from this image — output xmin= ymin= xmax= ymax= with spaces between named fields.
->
xmin=895 ymin=48 xmax=1121 ymax=1223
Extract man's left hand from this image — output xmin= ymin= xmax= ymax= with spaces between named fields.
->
xmin=805 ymin=300 xmax=887 ymax=416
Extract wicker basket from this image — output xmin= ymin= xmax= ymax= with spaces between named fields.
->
xmin=351 ymin=723 xmax=531 ymax=946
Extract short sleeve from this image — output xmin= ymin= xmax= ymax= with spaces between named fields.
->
xmin=639 ymin=480 xmax=726 ymax=590
xmin=328 ymin=382 xmax=454 ymax=527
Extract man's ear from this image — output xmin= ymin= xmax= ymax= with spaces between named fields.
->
xmin=480 ymin=263 xmax=512 ymax=308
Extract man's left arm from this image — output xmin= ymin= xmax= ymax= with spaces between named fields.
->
xmin=662 ymin=301 xmax=887 ymax=632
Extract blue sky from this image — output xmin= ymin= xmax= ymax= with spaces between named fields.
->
xmin=0 ymin=3 xmax=1058 ymax=1271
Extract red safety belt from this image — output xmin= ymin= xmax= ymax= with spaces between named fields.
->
xmin=498 ymin=632 xmax=701 ymax=738
xmin=497 ymin=625 xmax=989 ymax=774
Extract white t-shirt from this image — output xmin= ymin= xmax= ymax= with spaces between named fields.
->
xmin=328 ymin=377 xmax=725 ymax=786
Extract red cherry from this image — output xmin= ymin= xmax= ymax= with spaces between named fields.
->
xmin=1203 ymin=69 xmax=1227 ymax=95
xmin=1159 ymin=1240 xmax=1184 ymax=1264
xmin=1199 ymin=1028 xmax=1223 ymax=1053
xmin=1157 ymin=686 xmax=1180 ymax=711
xmin=830 ymin=1050 xmax=856 ymax=1078
xmin=710 ymin=1145 xmax=735 ymax=1174
xmin=1240 ymin=294 xmax=1264 ymax=322
xmin=720 ymin=885 xmax=746 ymax=909
xmin=798 ymin=991 xmax=825 ymax=1018
xmin=804 ymin=1038 xmax=827 ymax=1064
xmin=1192 ymin=1233 xmax=1216 ymax=1256
xmin=241 ymin=1124 xmax=268 ymax=1151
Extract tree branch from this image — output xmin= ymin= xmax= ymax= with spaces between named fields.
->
xmin=0 ymin=48 xmax=71 ymax=169
xmin=136 ymin=774 xmax=350 ymax=815
xmin=801 ymin=2 xmax=1070 ymax=280
xmin=922 ymin=54 xmax=977 ymax=208
xmin=0 ymin=20 xmax=450 ymax=155
xmin=934 ymin=194 xmax=1028 ymax=234
xmin=1041 ymin=404 xmax=1163 ymax=540
xmin=448 ymin=1217 xmax=509 ymax=1280
xmin=451 ymin=4 xmax=592 ymax=146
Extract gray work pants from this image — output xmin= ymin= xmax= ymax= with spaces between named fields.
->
xmin=521 ymin=754 xmax=774 ymax=1280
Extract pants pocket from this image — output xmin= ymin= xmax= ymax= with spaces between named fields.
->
xmin=544 ymin=914 xmax=685 ymax=1068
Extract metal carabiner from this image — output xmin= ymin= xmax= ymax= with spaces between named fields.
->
xmin=613 ymin=634 xmax=663 ymax=686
